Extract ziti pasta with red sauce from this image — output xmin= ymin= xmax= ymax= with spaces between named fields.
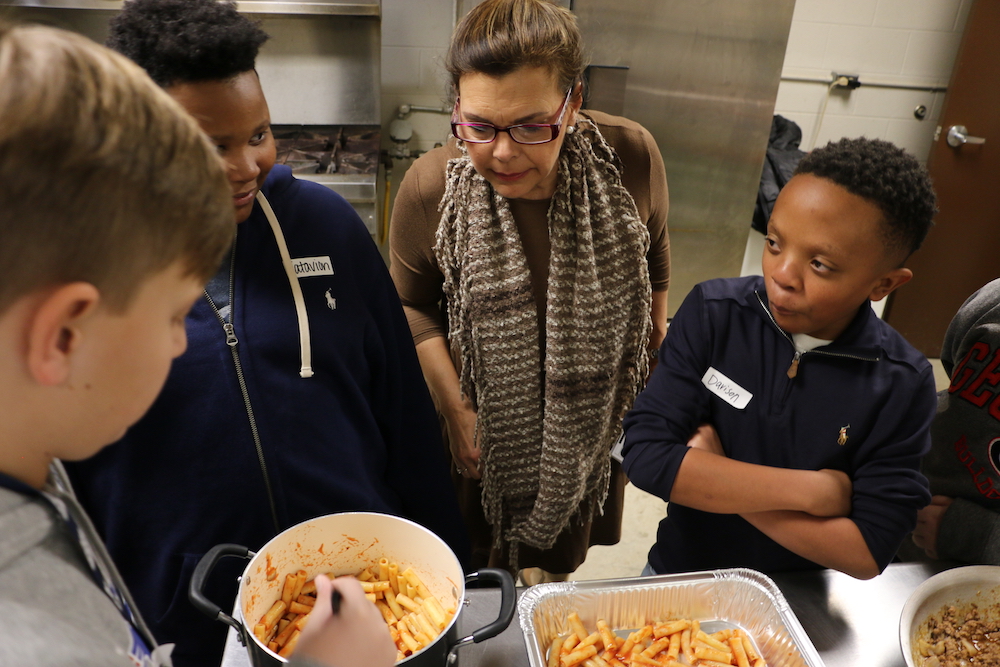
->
xmin=254 ymin=558 xmax=456 ymax=661
xmin=545 ymin=611 xmax=767 ymax=667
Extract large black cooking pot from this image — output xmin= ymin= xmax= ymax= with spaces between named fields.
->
xmin=190 ymin=512 xmax=515 ymax=667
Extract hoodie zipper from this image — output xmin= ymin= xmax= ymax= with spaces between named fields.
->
xmin=203 ymin=239 xmax=281 ymax=535
xmin=754 ymin=291 xmax=880 ymax=379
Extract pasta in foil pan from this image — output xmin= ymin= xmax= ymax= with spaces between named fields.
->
xmin=517 ymin=569 xmax=823 ymax=667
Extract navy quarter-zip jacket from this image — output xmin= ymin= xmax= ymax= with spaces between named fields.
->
xmin=623 ymin=276 xmax=934 ymax=575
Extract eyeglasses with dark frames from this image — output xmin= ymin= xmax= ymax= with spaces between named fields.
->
xmin=451 ymin=87 xmax=574 ymax=145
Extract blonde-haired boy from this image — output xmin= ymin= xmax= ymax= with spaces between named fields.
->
xmin=0 ymin=23 xmax=393 ymax=667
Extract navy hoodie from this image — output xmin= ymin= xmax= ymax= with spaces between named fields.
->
xmin=623 ymin=276 xmax=934 ymax=576
xmin=65 ymin=166 xmax=469 ymax=667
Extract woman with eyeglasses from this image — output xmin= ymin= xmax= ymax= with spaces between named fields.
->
xmin=389 ymin=0 xmax=669 ymax=583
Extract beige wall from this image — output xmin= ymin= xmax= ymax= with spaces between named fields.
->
xmin=775 ymin=0 xmax=972 ymax=161
xmin=743 ymin=0 xmax=973 ymax=283
xmin=380 ymin=0 xmax=456 ymax=155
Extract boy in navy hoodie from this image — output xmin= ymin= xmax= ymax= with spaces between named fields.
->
xmin=0 ymin=22 xmax=393 ymax=667
xmin=63 ymin=2 xmax=468 ymax=666
xmin=623 ymin=137 xmax=937 ymax=580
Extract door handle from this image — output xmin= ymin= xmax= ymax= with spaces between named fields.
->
xmin=946 ymin=125 xmax=986 ymax=148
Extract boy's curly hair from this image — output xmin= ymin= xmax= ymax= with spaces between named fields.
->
xmin=796 ymin=137 xmax=937 ymax=261
xmin=107 ymin=0 xmax=268 ymax=87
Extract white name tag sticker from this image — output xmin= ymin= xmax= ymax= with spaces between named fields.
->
xmin=610 ymin=431 xmax=625 ymax=463
xmin=702 ymin=367 xmax=753 ymax=410
xmin=292 ymin=256 xmax=334 ymax=278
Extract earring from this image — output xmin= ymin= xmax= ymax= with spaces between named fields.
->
xmin=567 ymin=125 xmax=576 ymax=135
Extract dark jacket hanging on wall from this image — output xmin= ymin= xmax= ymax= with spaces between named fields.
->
xmin=752 ymin=115 xmax=806 ymax=234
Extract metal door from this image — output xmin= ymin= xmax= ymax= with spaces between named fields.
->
xmin=883 ymin=0 xmax=1000 ymax=357
xmin=572 ymin=0 xmax=795 ymax=317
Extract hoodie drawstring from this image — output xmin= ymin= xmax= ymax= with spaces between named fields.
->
xmin=256 ymin=191 xmax=314 ymax=378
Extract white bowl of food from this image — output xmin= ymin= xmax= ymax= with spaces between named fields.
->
xmin=900 ymin=565 xmax=1000 ymax=667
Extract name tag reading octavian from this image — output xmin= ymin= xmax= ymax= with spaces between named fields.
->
xmin=292 ymin=256 xmax=334 ymax=278
xmin=702 ymin=366 xmax=753 ymax=410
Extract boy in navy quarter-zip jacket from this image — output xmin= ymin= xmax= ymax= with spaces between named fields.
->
xmin=623 ymin=137 xmax=938 ymax=580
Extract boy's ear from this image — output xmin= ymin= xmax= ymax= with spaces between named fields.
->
xmin=869 ymin=267 xmax=913 ymax=302
xmin=26 ymin=282 xmax=101 ymax=386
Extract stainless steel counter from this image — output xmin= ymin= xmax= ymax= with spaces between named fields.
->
xmin=766 ymin=562 xmax=952 ymax=667
xmin=220 ymin=562 xmax=954 ymax=667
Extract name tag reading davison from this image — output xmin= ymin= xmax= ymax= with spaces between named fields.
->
xmin=702 ymin=367 xmax=753 ymax=410
xmin=292 ymin=256 xmax=334 ymax=278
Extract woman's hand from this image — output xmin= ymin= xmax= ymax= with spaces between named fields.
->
xmin=295 ymin=575 xmax=396 ymax=667
xmin=445 ymin=398 xmax=481 ymax=480
xmin=414 ymin=337 xmax=482 ymax=480
xmin=912 ymin=495 xmax=955 ymax=559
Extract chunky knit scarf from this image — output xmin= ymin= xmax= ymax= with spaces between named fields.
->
xmin=434 ymin=117 xmax=651 ymax=566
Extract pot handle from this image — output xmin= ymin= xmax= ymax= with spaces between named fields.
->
xmin=188 ymin=543 xmax=254 ymax=634
xmin=446 ymin=568 xmax=517 ymax=665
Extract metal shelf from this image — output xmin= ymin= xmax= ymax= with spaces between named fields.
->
xmin=0 ymin=0 xmax=380 ymax=16
xmin=295 ymin=173 xmax=376 ymax=204
xmin=239 ymin=1 xmax=378 ymax=16
xmin=294 ymin=173 xmax=378 ymax=235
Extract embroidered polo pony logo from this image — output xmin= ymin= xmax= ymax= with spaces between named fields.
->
xmin=838 ymin=425 xmax=850 ymax=446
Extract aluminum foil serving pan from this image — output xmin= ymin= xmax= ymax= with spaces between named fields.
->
xmin=517 ymin=568 xmax=824 ymax=667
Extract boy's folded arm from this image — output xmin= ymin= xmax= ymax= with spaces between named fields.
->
xmin=740 ymin=511 xmax=880 ymax=579
xmin=669 ymin=448 xmax=852 ymax=516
